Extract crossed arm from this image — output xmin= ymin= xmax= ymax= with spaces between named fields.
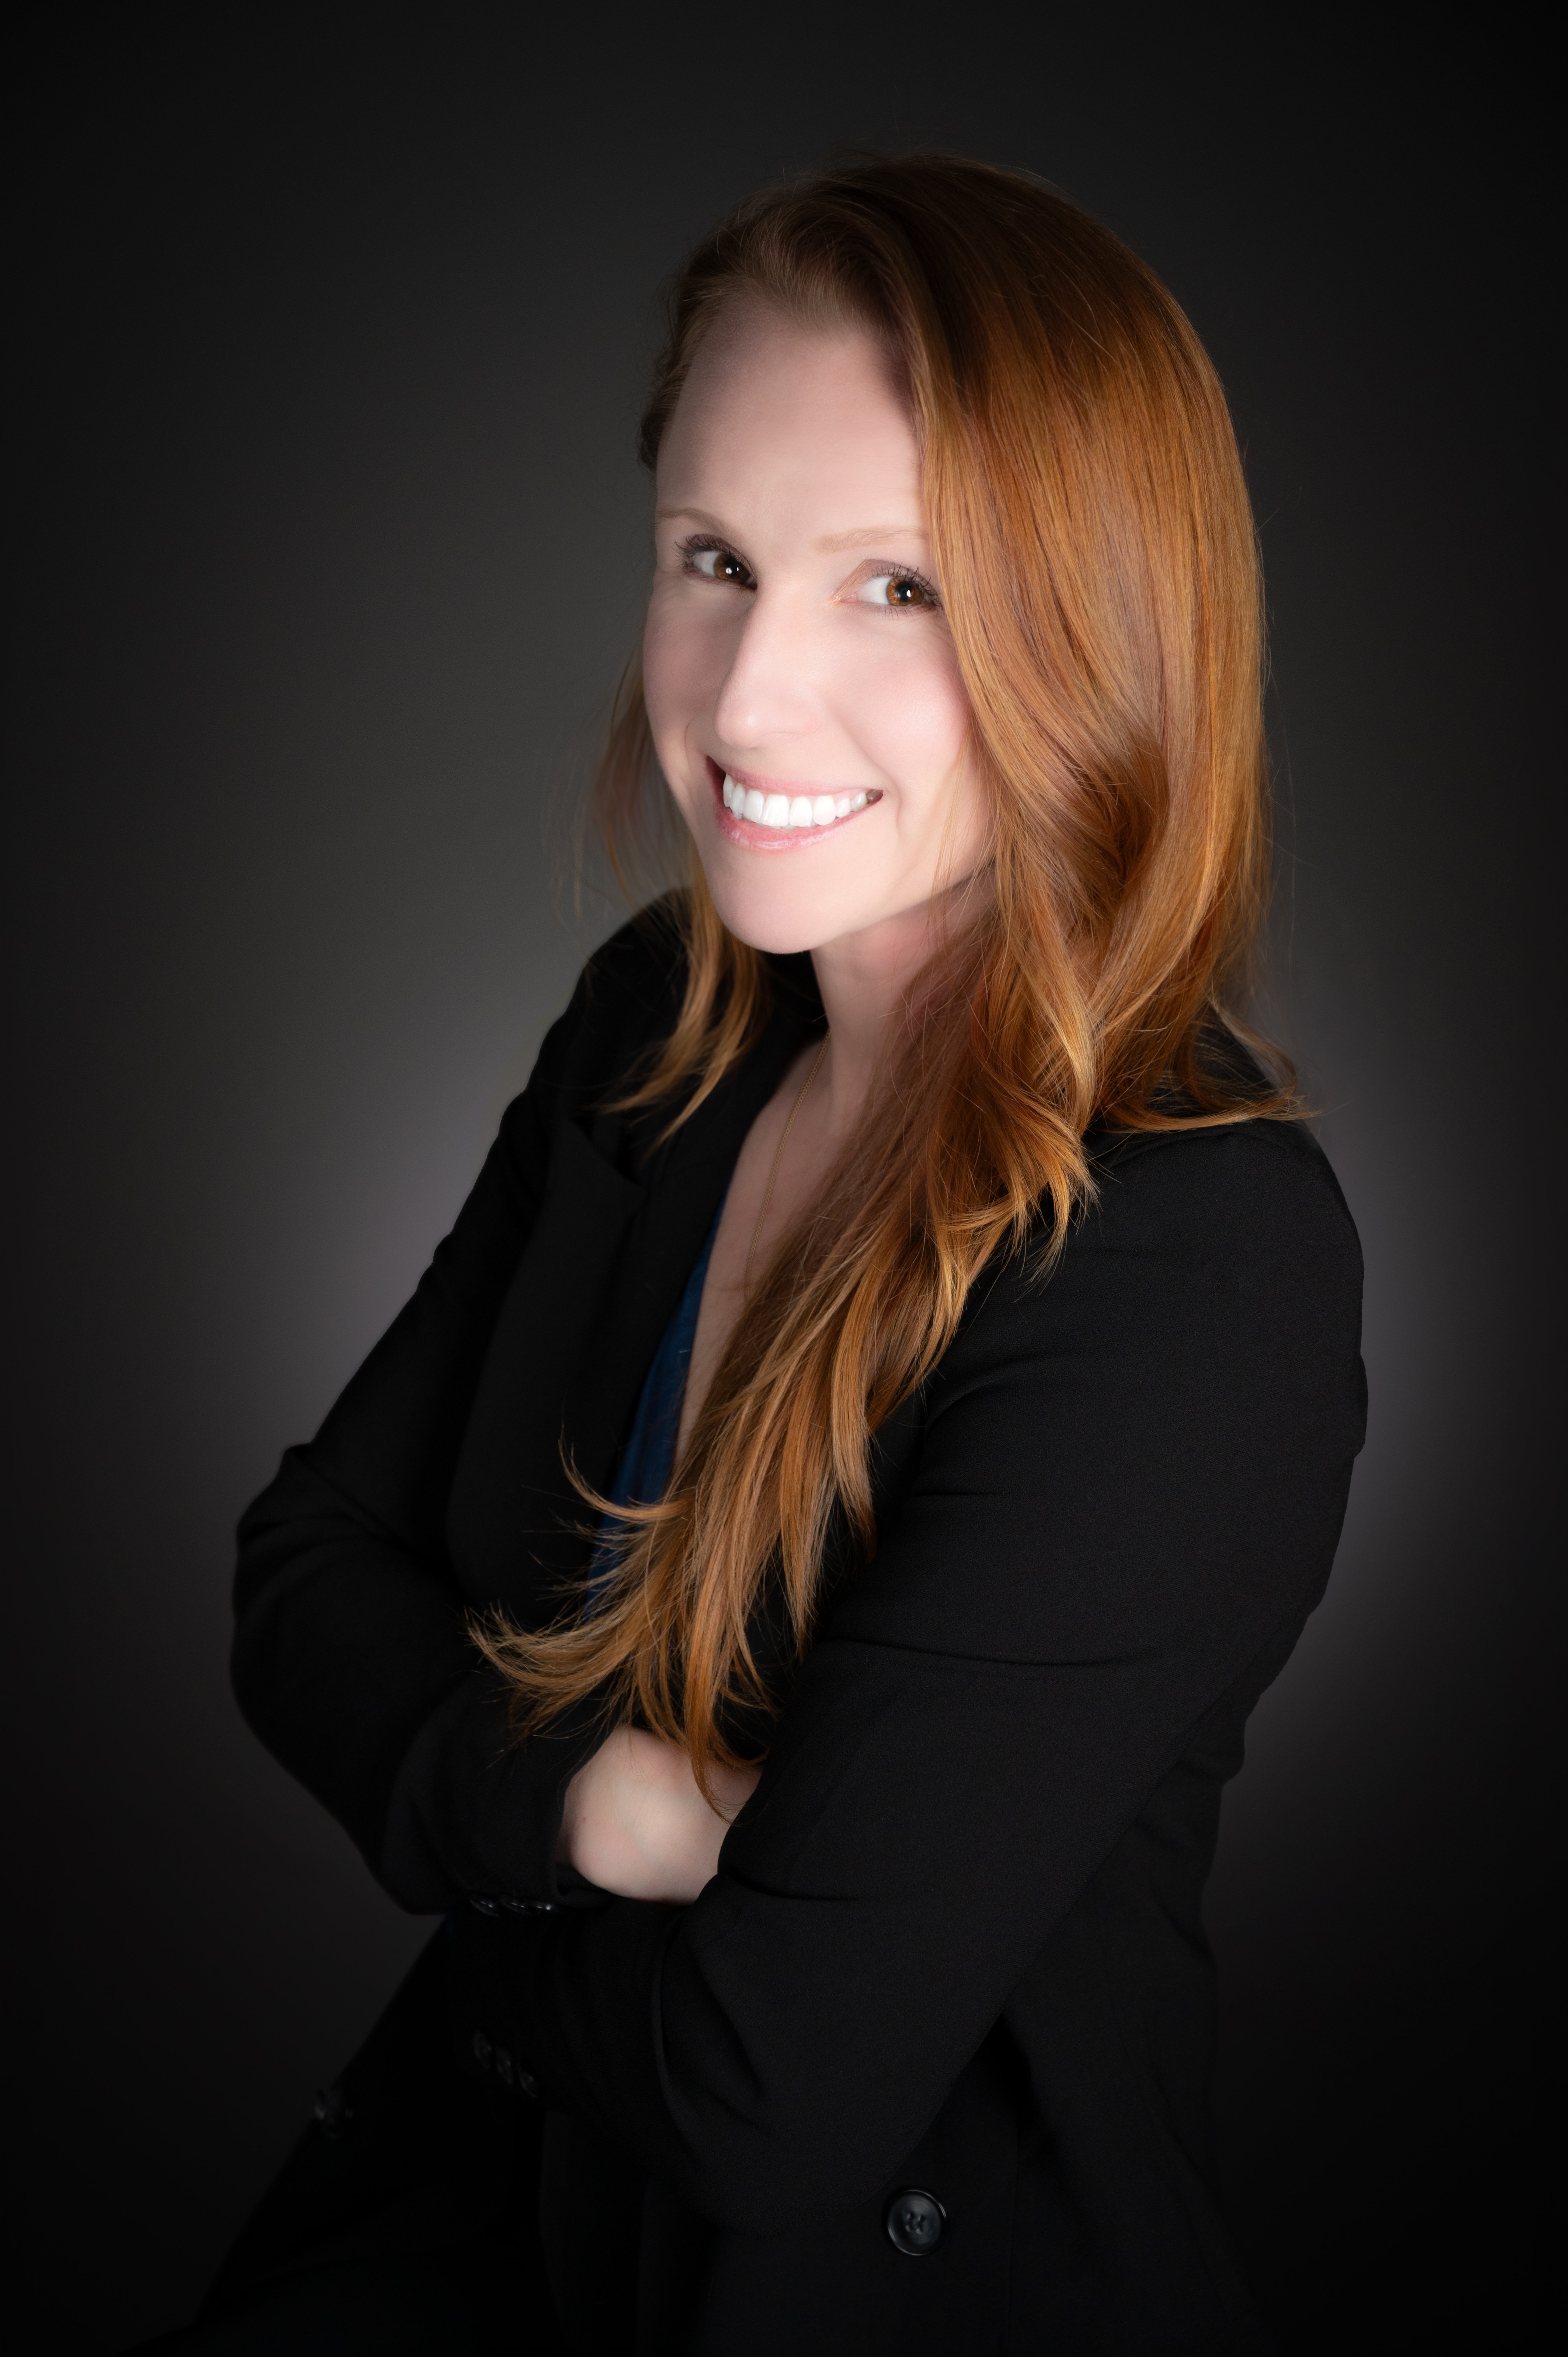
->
xmin=234 ymin=1099 xmax=1364 ymax=2225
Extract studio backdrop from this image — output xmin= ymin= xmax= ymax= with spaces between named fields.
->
xmin=8 ymin=14 xmax=1552 ymax=2353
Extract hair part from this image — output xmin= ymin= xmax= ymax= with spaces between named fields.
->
xmin=477 ymin=152 xmax=1294 ymax=1788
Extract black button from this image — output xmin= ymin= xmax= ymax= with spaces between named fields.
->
xmin=472 ymin=2028 xmax=536 ymax=2099
xmin=312 ymin=2085 xmax=353 ymax=2142
xmin=468 ymin=1895 xmax=503 ymax=1917
xmin=885 ymin=2188 xmax=945 ymax=2256
xmin=498 ymin=1896 xmax=556 ymax=1917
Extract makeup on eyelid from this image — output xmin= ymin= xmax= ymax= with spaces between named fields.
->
xmin=683 ymin=536 xmax=939 ymax=611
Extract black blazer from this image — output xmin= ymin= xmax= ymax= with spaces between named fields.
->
xmin=231 ymin=908 xmax=1366 ymax=2354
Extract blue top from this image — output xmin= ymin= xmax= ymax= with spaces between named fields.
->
xmin=586 ymin=1198 xmax=724 ymax=1605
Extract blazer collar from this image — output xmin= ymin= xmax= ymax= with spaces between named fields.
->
xmin=560 ymin=958 xmax=823 ymax=1509
xmin=454 ymin=954 xmax=823 ymax=1621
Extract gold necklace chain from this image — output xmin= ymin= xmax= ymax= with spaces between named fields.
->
xmin=743 ymin=1034 xmax=830 ymax=1295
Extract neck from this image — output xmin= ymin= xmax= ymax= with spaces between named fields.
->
xmin=807 ymin=892 xmax=953 ymax=1130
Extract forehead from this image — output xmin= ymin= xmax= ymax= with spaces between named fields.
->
xmin=657 ymin=300 xmax=922 ymax=521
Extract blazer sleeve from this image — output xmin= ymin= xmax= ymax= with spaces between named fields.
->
xmin=231 ymin=991 xmax=604 ymax=1914
xmin=450 ymin=1121 xmax=1367 ymax=2232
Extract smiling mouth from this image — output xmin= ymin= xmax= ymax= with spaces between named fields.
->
xmin=710 ymin=760 xmax=881 ymax=844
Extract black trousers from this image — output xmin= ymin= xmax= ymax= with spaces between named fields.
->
xmin=131 ymin=1933 xmax=561 ymax=2355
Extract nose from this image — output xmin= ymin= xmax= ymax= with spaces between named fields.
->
xmin=710 ymin=587 xmax=821 ymax=754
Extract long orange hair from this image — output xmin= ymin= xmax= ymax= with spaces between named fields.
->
xmin=480 ymin=154 xmax=1293 ymax=1782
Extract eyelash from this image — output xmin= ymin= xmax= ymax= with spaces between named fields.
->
xmin=677 ymin=534 xmax=941 ymax=610
xmin=679 ymin=534 xmax=752 ymax=583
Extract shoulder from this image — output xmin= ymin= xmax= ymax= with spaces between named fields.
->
xmin=494 ymin=898 xmax=692 ymax=1150
xmin=858 ymin=1113 xmax=1367 ymax=1653
xmin=1085 ymin=1117 xmax=1362 ymax=1288
xmin=937 ymin=1116 xmax=1364 ymax=1432
xmin=572 ymin=896 xmax=692 ymax=1054
xmin=497 ymin=899 xmax=821 ymax=1159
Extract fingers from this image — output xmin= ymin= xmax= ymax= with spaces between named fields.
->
xmin=559 ymin=1728 xmax=763 ymax=1899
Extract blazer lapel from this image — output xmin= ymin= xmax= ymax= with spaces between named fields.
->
xmin=448 ymin=972 xmax=820 ymax=1627
xmin=557 ymin=988 xmax=818 ymax=1539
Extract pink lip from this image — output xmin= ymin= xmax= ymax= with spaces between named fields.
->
xmin=705 ymin=758 xmax=881 ymax=851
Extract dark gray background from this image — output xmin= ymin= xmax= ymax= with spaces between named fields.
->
xmin=9 ymin=12 xmax=1553 ymax=2352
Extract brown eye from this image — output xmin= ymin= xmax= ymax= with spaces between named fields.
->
xmin=853 ymin=570 xmax=935 ymax=609
xmin=688 ymin=544 xmax=757 ymax=588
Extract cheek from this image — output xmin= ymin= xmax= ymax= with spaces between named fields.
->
xmin=846 ymin=635 xmax=971 ymax=794
xmin=642 ymin=594 xmax=719 ymax=765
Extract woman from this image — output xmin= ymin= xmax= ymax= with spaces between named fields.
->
xmin=171 ymin=155 xmax=1365 ymax=2353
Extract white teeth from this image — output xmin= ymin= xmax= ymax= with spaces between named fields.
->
xmin=725 ymin=779 xmax=877 ymax=830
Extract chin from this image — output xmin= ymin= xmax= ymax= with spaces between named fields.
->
xmin=701 ymin=862 xmax=865 ymax=958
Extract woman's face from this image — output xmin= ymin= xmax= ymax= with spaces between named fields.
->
xmin=643 ymin=302 xmax=986 ymax=958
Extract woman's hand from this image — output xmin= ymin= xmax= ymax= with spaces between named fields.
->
xmin=558 ymin=1728 xmax=761 ymax=1903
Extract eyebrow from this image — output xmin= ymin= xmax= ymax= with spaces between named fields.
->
xmin=656 ymin=505 xmax=928 ymax=552
xmin=812 ymin=524 xmax=929 ymax=551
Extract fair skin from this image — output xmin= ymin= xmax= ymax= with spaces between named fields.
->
xmin=558 ymin=302 xmax=990 ymax=1904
